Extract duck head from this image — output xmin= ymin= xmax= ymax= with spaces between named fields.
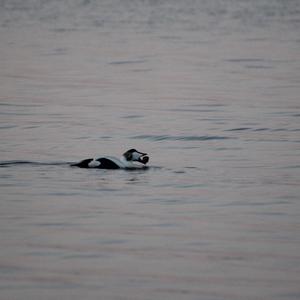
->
xmin=123 ymin=149 xmax=149 ymax=165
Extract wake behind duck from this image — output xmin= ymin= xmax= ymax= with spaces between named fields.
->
xmin=71 ymin=149 xmax=149 ymax=169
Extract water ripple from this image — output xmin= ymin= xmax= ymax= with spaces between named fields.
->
xmin=0 ymin=161 xmax=71 ymax=167
xmin=109 ymin=59 xmax=147 ymax=65
xmin=225 ymin=127 xmax=252 ymax=131
xmin=131 ymin=135 xmax=232 ymax=141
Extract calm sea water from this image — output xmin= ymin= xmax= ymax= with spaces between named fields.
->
xmin=1 ymin=1 xmax=300 ymax=299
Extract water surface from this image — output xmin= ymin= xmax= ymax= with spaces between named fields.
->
xmin=0 ymin=1 xmax=300 ymax=299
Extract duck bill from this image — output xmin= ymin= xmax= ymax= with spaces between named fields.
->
xmin=138 ymin=153 xmax=149 ymax=164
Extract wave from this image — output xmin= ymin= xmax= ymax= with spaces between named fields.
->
xmin=225 ymin=127 xmax=300 ymax=132
xmin=131 ymin=135 xmax=232 ymax=141
xmin=0 ymin=161 xmax=163 ymax=171
xmin=0 ymin=160 xmax=71 ymax=167
xmin=109 ymin=59 xmax=147 ymax=65
xmin=225 ymin=127 xmax=252 ymax=131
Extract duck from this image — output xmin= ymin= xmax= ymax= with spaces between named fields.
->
xmin=71 ymin=149 xmax=149 ymax=169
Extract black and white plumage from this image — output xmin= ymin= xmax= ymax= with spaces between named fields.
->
xmin=71 ymin=149 xmax=149 ymax=169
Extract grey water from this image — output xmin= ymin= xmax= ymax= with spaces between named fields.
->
xmin=0 ymin=0 xmax=300 ymax=299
